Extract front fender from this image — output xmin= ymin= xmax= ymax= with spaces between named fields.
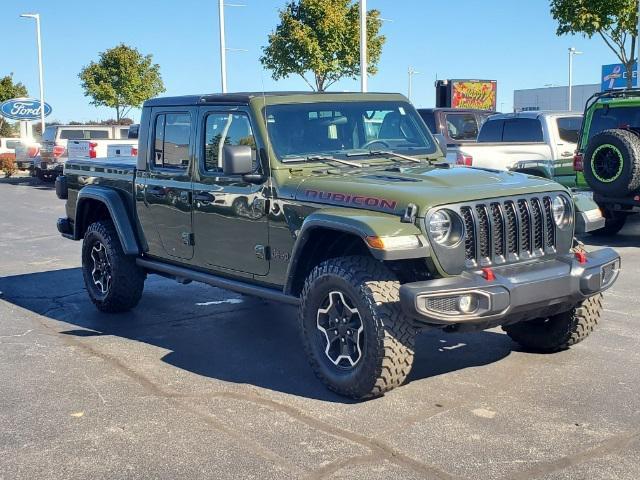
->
xmin=284 ymin=208 xmax=429 ymax=294
xmin=75 ymin=186 xmax=140 ymax=255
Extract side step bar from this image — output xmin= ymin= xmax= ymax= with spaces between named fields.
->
xmin=136 ymin=258 xmax=300 ymax=306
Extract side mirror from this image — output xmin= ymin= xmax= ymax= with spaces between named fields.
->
xmin=223 ymin=145 xmax=253 ymax=175
xmin=433 ymin=133 xmax=447 ymax=156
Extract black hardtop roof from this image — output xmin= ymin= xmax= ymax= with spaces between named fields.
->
xmin=143 ymin=91 xmax=405 ymax=107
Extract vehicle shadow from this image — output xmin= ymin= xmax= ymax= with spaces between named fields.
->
xmin=0 ymin=267 xmax=514 ymax=403
xmin=578 ymin=214 xmax=640 ymax=248
xmin=0 ymin=175 xmax=54 ymax=190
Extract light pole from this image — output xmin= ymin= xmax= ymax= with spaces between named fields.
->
xmin=20 ymin=13 xmax=45 ymax=136
xmin=408 ymin=67 xmax=419 ymax=102
xmin=218 ymin=1 xmax=245 ymax=93
xmin=359 ymin=0 xmax=367 ymax=92
xmin=568 ymin=47 xmax=582 ymax=111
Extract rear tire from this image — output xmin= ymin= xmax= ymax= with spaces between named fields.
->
xmin=299 ymin=256 xmax=416 ymax=399
xmin=583 ymin=129 xmax=640 ymax=195
xmin=82 ymin=220 xmax=145 ymax=313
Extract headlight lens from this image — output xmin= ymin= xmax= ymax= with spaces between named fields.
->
xmin=552 ymin=196 xmax=571 ymax=227
xmin=429 ymin=210 xmax=452 ymax=243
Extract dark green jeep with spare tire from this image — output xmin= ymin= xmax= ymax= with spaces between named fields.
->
xmin=576 ymin=88 xmax=640 ymax=235
xmin=55 ymin=92 xmax=620 ymax=399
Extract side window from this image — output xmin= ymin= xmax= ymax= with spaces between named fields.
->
xmin=418 ymin=110 xmax=436 ymax=133
xmin=477 ymin=119 xmax=504 ymax=142
xmin=153 ymin=113 xmax=192 ymax=169
xmin=87 ymin=130 xmax=110 ymax=140
xmin=203 ymin=112 xmax=256 ymax=173
xmin=556 ymin=117 xmax=582 ymax=143
xmin=120 ymin=128 xmax=129 ymax=139
xmin=502 ymin=118 xmax=543 ymax=142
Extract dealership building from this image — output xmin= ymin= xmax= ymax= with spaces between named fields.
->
xmin=513 ymin=84 xmax=600 ymax=113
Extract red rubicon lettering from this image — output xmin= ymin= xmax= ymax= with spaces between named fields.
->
xmin=305 ymin=190 xmax=397 ymax=211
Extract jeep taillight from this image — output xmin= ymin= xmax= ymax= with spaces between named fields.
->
xmin=89 ymin=142 xmax=98 ymax=159
xmin=27 ymin=146 xmax=39 ymax=157
xmin=456 ymin=152 xmax=473 ymax=166
xmin=573 ymin=152 xmax=584 ymax=172
xmin=53 ymin=145 xmax=65 ymax=158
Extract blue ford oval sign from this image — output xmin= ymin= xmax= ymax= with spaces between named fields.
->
xmin=0 ymin=98 xmax=52 ymax=121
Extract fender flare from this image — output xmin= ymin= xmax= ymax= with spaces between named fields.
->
xmin=75 ymin=186 xmax=140 ymax=255
xmin=284 ymin=209 xmax=428 ymax=295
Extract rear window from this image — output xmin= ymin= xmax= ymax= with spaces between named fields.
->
xmin=6 ymin=140 xmax=20 ymax=149
xmin=477 ymin=119 xmax=504 ymax=142
xmin=59 ymin=129 xmax=110 ymax=140
xmin=588 ymin=106 xmax=640 ymax=141
xmin=119 ymin=128 xmax=129 ymax=139
xmin=444 ymin=113 xmax=480 ymax=140
xmin=556 ymin=116 xmax=582 ymax=143
xmin=418 ymin=110 xmax=436 ymax=133
xmin=502 ymin=118 xmax=543 ymax=142
xmin=42 ymin=126 xmax=57 ymax=142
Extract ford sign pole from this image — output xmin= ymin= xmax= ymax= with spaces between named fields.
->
xmin=20 ymin=13 xmax=45 ymax=136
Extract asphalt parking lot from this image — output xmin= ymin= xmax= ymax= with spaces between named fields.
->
xmin=0 ymin=174 xmax=639 ymax=480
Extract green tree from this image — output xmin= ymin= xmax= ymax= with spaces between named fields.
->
xmin=260 ymin=0 xmax=385 ymax=91
xmin=79 ymin=44 xmax=165 ymax=123
xmin=551 ymin=0 xmax=638 ymax=88
xmin=0 ymin=73 xmax=28 ymax=137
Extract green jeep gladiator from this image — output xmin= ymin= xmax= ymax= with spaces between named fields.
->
xmin=576 ymin=88 xmax=640 ymax=235
xmin=55 ymin=92 xmax=620 ymax=399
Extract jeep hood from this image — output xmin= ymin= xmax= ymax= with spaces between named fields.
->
xmin=293 ymin=166 xmax=564 ymax=214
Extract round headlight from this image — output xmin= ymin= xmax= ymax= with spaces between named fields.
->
xmin=429 ymin=210 xmax=452 ymax=243
xmin=552 ymin=196 xmax=571 ymax=227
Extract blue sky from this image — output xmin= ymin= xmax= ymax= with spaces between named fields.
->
xmin=2 ymin=0 xmax=624 ymax=122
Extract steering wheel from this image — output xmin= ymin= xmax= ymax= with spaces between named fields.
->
xmin=361 ymin=139 xmax=390 ymax=150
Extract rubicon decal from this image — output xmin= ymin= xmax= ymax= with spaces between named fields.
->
xmin=305 ymin=189 xmax=397 ymax=211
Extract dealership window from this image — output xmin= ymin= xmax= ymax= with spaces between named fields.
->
xmin=153 ymin=113 xmax=192 ymax=169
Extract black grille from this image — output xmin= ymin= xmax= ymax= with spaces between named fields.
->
xmin=425 ymin=296 xmax=460 ymax=314
xmin=459 ymin=196 xmax=557 ymax=266
xmin=460 ymin=207 xmax=476 ymax=260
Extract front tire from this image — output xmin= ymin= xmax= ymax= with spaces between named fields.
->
xmin=299 ymin=256 xmax=416 ymax=399
xmin=82 ymin=220 xmax=146 ymax=313
xmin=503 ymin=294 xmax=603 ymax=352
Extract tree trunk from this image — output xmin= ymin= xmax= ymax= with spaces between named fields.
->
xmin=315 ymin=73 xmax=325 ymax=92
xmin=627 ymin=35 xmax=637 ymax=89
xmin=116 ymin=105 xmax=121 ymax=123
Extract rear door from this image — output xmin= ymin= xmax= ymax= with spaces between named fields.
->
xmin=191 ymin=105 xmax=269 ymax=276
xmin=141 ymin=107 xmax=196 ymax=260
xmin=553 ymin=115 xmax=582 ymax=181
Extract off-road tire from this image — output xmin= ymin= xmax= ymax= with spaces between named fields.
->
xmin=589 ymin=210 xmax=627 ymax=236
xmin=82 ymin=220 xmax=145 ymax=313
xmin=583 ymin=129 xmax=640 ymax=196
xmin=299 ymin=256 xmax=416 ymax=399
xmin=503 ymin=246 xmax=603 ymax=352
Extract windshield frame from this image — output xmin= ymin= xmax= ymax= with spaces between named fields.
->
xmin=262 ymin=100 xmax=439 ymax=165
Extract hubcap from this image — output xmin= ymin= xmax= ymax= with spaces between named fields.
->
xmin=316 ymin=291 xmax=364 ymax=369
xmin=90 ymin=242 xmax=112 ymax=295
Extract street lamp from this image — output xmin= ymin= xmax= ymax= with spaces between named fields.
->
xmin=568 ymin=47 xmax=583 ymax=111
xmin=20 ymin=13 xmax=45 ymax=136
xmin=218 ymin=1 xmax=245 ymax=93
xmin=359 ymin=0 xmax=367 ymax=92
xmin=407 ymin=67 xmax=419 ymax=102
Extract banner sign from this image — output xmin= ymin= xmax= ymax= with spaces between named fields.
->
xmin=451 ymin=80 xmax=497 ymax=110
xmin=0 ymin=97 xmax=52 ymax=121
xmin=601 ymin=63 xmax=638 ymax=91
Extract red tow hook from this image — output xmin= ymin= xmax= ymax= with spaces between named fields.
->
xmin=575 ymin=251 xmax=587 ymax=264
xmin=481 ymin=267 xmax=496 ymax=281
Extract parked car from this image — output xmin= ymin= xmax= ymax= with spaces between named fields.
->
xmin=13 ymin=139 xmax=41 ymax=171
xmin=54 ymin=92 xmax=619 ymax=399
xmin=574 ymin=88 xmax=640 ymax=235
xmin=417 ymin=108 xmax=493 ymax=162
xmin=35 ymin=124 xmax=132 ymax=181
xmin=453 ymin=111 xmax=583 ymax=188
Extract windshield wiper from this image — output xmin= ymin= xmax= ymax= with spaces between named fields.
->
xmin=283 ymin=155 xmax=364 ymax=168
xmin=346 ymin=149 xmax=423 ymax=163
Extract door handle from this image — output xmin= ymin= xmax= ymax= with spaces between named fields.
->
xmin=147 ymin=185 xmax=166 ymax=197
xmin=194 ymin=191 xmax=216 ymax=204
xmin=561 ymin=151 xmax=574 ymax=158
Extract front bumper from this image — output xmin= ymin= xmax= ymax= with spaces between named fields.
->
xmin=399 ymin=248 xmax=620 ymax=327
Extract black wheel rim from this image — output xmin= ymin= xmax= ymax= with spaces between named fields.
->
xmin=592 ymin=145 xmax=623 ymax=183
xmin=316 ymin=291 xmax=364 ymax=369
xmin=90 ymin=241 xmax=112 ymax=295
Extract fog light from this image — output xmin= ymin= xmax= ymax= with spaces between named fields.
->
xmin=457 ymin=294 xmax=478 ymax=314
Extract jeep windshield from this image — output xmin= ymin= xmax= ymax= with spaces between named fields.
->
xmin=265 ymin=101 xmax=437 ymax=163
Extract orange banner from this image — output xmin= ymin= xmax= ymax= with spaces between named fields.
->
xmin=451 ymin=81 xmax=497 ymax=110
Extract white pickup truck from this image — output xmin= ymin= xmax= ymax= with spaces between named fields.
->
xmin=452 ymin=111 xmax=582 ymax=188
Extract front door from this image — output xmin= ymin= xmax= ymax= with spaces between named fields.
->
xmin=192 ymin=106 xmax=270 ymax=276
xmin=142 ymin=107 xmax=196 ymax=260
